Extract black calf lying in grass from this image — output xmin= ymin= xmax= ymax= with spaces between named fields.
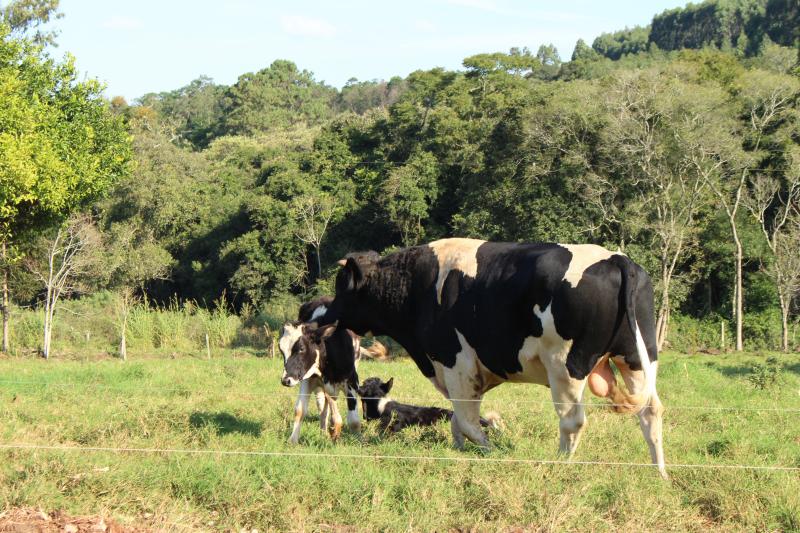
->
xmin=357 ymin=377 xmax=501 ymax=433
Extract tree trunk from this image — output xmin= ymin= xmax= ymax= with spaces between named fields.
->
xmin=315 ymin=245 xmax=322 ymax=280
xmin=42 ymin=288 xmax=53 ymax=359
xmin=779 ymin=294 xmax=789 ymax=353
xmin=119 ymin=333 xmax=127 ymax=361
xmin=733 ymin=230 xmax=744 ymax=351
xmin=1 ymin=242 xmax=9 ymax=354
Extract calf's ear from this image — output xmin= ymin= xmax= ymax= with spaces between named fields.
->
xmin=312 ymin=322 xmax=338 ymax=343
xmin=381 ymin=377 xmax=394 ymax=394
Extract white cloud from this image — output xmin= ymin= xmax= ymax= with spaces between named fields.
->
xmin=413 ymin=19 xmax=437 ymax=32
xmin=280 ymin=15 xmax=336 ymax=38
xmin=445 ymin=0 xmax=500 ymax=12
xmin=101 ymin=16 xmax=143 ymax=30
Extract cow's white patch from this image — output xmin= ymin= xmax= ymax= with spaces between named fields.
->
xmin=309 ymin=305 xmax=327 ymax=322
xmin=559 ymin=244 xmax=621 ymax=288
xmin=279 ymin=323 xmax=304 ymax=361
xmin=301 ymin=349 xmax=322 ymax=380
xmin=377 ymin=397 xmax=392 ymax=414
xmin=508 ymin=303 xmax=568 ymax=384
xmin=283 ymin=375 xmax=299 ymax=387
xmin=429 ymin=238 xmax=486 ymax=304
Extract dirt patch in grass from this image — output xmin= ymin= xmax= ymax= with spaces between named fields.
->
xmin=0 ymin=508 xmax=143 ymax=533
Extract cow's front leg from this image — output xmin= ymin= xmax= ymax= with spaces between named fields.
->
xmin=443 ymin=368 xmax=490 ymax=450
xmin=289 ymin=379 xmax=311 ymax=444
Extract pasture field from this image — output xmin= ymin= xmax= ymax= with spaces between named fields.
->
xmin=0 ymin=351 xmax=799 ymax=532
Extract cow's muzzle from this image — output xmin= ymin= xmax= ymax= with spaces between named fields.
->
xmin=281 ymin=375 xmax=299 ymax=387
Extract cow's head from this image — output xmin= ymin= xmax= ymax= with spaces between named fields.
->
xmin=325 ymin=251 xmax=381 ymax=334
xmin=280 ymin=323 xmax=337 ymax=387
xmin=356 ymin=376 xmax=393 ymax=420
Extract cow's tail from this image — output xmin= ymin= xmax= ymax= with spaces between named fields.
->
xmin=609 ymin=255 xmax=656 ymax=414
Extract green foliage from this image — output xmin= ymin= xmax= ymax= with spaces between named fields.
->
xmin=220 ymin=60 xmax=336 ymax=137
xmin=746 ymin=356 xmax=782 ymax=389
xmin=592 ymin=26 xmax=650 ymax=59
xmin=0 ymin=26 xmax=132 ymax=240
xmin=0 ymin=0 xmax=61 ymax=45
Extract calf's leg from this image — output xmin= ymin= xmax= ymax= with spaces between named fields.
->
xmin=345 ymin=381 xmax=361 ymax=433
xmin=327 ymin=393 xmax=344 ymax=440
xmin=289 ymin=379 xmax=311 ymax=444
xmin=315 ymin=389 xmax=326 ymax=413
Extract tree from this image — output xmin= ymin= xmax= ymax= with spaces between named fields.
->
xmin=0 ymin=27 xmax=132 ymax=353
xmin=600 ymin=69 xmax=720 ymax=349
xmin=703 ymin=70 xmax=798 ymax=351
xmin=25 ymin=215 xmax=100 ymax=359
xmin=98 ymin=220 xmax=172 ymax=360
xmin=382 ymin=151 xmax=439 ymax=246
xmin=0 ymin=0 xmax=61 ymax=45
xmin=221 ymin=60 xmax=335 ymax=137
xmin=293 ymin=190 xmax=338 ymax=279
xmin=745 ymin=172 xmax=800 ymax=352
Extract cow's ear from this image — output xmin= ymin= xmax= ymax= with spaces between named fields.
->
xmin=312 ymin=323 xmax=338 ymax=343
xmin=381 ymin=377 xmax=393 ymax=394
xmin=336 ymin=257 xmax=365 ymax=293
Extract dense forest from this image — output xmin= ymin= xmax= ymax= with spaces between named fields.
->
xmin=1 ymin=0 xmax=799 ymax=355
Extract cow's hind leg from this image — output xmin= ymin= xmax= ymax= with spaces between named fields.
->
xmin=289 ymin=379 xmax=311 ymax=444
xmin=639 ymin=391 xmax=667 ymax=479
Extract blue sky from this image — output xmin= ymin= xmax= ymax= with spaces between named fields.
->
xmin=36 ymin=0 xmax=688 ymax=101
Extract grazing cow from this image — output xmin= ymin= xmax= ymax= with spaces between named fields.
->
xmin=280 ymin=322 xmax=361 ymax=443
xmin=357 ymin=376 xmax=500 ymax=433
xmin=319 ymin=238 xmax=667 ymax=477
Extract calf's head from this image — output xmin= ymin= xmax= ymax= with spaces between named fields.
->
xmin=356 ymin=376 xmax=394 ymax=420
xmin=280 ymin=323 xmax=337 ymax=387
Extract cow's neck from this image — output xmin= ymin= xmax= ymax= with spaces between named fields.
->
xmin=359 ymin=265 xmax=416 ymax=341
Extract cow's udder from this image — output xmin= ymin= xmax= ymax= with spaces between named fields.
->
xmin=588 ymin=355 xmax=614 ymax=397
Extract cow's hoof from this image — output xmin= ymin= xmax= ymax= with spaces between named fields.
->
xmin=659 ymin=468 xmax=669 ymax=480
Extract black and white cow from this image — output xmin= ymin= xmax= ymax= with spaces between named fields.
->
xmin=318 ymin=238 xmax=667 ymax=477
xmin=280 ymin=322 xmax=361 ymax=443
xmin=357 ymin=376 xmax=500 ymax=433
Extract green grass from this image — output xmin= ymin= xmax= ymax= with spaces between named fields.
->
xmin=1 ymin=351 xmax=799 ymax=531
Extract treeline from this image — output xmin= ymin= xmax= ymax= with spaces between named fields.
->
xmin=592 ymin=0 xmax=799 ymax=60
xmin=1 ymin=0 xmax=800 ymax=357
